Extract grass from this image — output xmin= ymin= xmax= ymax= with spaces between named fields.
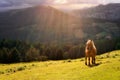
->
xmin=0 ymin=50 xmax=120 ymax=80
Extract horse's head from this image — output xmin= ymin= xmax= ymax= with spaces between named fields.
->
xmin=86 ymin=40 xmax=93 ymax=51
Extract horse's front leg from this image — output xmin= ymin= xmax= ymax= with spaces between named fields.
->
xmin=93 ymin=57 xmax=96 ymax=64
xmin=85 ymin=56 xmax=87 ymax=65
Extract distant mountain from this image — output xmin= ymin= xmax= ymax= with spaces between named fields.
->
xmin=70 ymin=3 xmax=120 ymax=40
xmin=0 ymin=5 xmax=80 ymax=43
xmin=72 ymin=3 xmax=120 ymax=21
xmin=0 ymin=4 xmax=120 ymax=43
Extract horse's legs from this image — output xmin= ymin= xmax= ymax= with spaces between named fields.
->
xmin=92 ymin=57 xmax=96 ymax=64
xmin=85 ymin=56 xmax=87 ymax=65
xmin=88 ymin=57 xmax=90 ymax=66
xmin=92 ymin=57 xmax=94 ymax=64
xmin=94 ymin=57 xmax=96 ymax=64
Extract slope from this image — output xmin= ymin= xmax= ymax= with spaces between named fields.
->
xmin=0 ymin=50 xmax=120 ymax=80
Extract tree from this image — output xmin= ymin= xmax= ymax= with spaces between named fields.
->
xmin=1 ymin=48 xmax=10 ymax=63
xmin=115 ymin=43 xmax=120 ymax=50
xmin=10 ymin=48 xmax=21 ymax=62
xmin=25 ymin=47 xmax=40 ymax=61
xmin=55 ymin=47 xmax=64 ymax=60
xmin=63 ymin=52 xmax=69 ymax=59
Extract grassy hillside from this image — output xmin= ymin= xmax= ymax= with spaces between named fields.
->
xmin=0 ymin=50 xmax=120 ymax=80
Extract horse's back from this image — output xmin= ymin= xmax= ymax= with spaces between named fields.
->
xmin=85 ymin=50 xmax=96 ymax=57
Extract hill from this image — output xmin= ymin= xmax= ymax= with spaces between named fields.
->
xmin=0 ymin=4 xmax=120 ymax=43
xmin=0 ymin=50 xmax=120 ymax=80
xmin=0 ymin=5 xmax=78 ymax=43
xmin=72 ymin=3 xmax=120 ymax=21
xmin=71 ymin=3 xmax=120 ymax=40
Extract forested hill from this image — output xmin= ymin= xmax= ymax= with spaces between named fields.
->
xmin=0 ymin=4 xmax=120 ymax=43
xmin=72 ymin=3 xmax=120 ymax=21
xmin=71 ymin=3 xmax=120 ymax=39
xmin=0 ymin=5 xmax=77 ymax=43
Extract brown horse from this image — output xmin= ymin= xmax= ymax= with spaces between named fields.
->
xmin=85 ymin=40 xmax=97 ymax=66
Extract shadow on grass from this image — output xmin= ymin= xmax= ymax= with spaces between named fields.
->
xmin=87 ymin=62 xmax=102 ymax=68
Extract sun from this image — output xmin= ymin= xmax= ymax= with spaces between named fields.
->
xmin=54 ymin=0 xmax=68 ymax=4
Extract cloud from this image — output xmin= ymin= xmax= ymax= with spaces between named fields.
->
xmin=0 ymin=0 xmax=12 ymax=7
xmin=103 ymin=0 xmax=120 ymax=4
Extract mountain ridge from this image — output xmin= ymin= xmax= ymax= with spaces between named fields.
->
xmin=0 ymin=4 xmax=120 ymax=43
xmin=0 ymin=5 xmax=78 ymax=43
xmin=72 ymin=3 xmax=120 ymax=21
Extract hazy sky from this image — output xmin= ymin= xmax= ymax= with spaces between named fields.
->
xmin=44 ymin=0 xmax=120 ymax=4
xmin=49 ymin=0 xmax=120 ymax=10
xmin=1 ymin=0 xmax=120 ymax=5
xmin=0 ymin=0 xmax=120 ymax=11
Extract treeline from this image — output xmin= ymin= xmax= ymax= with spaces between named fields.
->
xmin=0 ymin=38 xmax=120 ymax=63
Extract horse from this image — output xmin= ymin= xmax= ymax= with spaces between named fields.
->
xmin=85 ymin=39 xmax=97 ymax=66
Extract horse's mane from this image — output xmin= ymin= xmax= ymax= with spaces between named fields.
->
xmin=86 ymin=40 xmax=92 ymax=45
xmin=91 ymin=40 xmax=96 ymax=50
xmin=86 ymin=39 xmax=96 ymax=50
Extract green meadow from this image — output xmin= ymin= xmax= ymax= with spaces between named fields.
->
xmin=0 ymin=50 xmax=120 ymax=80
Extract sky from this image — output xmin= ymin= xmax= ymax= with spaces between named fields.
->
xmin=0 ymin=0 xmax=120 ymax=11
xmin=48 ymin=0 xmax=120 ymax=10
xmin=37 ymin=0 xmax=120 ymax=4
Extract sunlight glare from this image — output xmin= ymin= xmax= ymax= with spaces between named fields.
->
xmin=54 ymin=0 xmax=68 ymax=4
xmin=52 ymin=3 xmax=98 ymax=10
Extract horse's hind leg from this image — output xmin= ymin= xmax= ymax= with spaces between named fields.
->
xmin=92 ymin=57 xmax=96 ymax=64
xmin=92 ymin=57 xmax=94 ymax=64
xmin=88 ymin=57 xmax=90 ymax=66
xmin=85 ymin=56 xmax=87 ymax=65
